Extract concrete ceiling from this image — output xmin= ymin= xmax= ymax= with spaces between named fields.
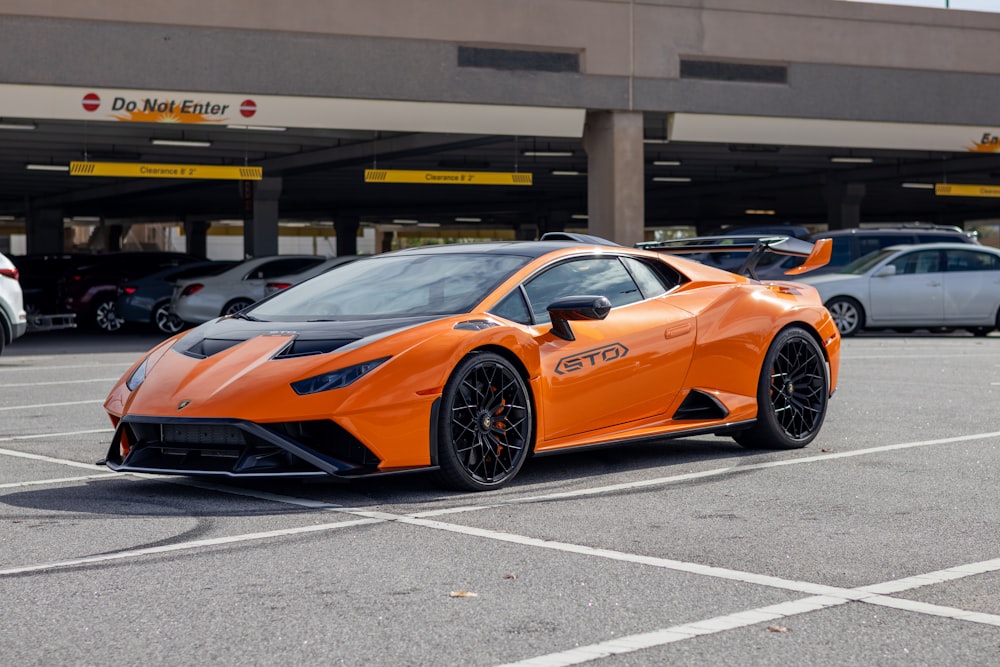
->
xmin=3 ymin=112 xmax=1000 ymax=233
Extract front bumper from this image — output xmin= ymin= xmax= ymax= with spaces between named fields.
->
xmin=107 ymin=416 xmax=382 ymax=478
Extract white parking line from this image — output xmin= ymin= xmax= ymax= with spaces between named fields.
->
xmin=0 ymin=429 xmax=112 ymax=445
xmin=0 ymin=442 xmax=110 ymax=471
xmin=0 ymin=378 xmax=118 ymax=387
xmin=0 ymin=363 xmax=130 ymax=372
xmin=0 ymin=399 xmax=104 ymax=412
xmin=0 ymin=473 xmax=118 ymax=489
xmin=0 ymin=517 xmax=385 ymax=577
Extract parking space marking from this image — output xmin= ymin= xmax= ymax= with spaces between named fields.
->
xmin=0 ymin=378 xmax=119 ymax=387
xmin=0 ymin=399 xmax=104 ymax=412
xmin=0 ymin=473 xmax=118 ymax=489
xmin=0 ymin=362 xmax=131 ymax=372
xmin=0 ymin=429 xmax=112 ymax=444
xmin=413 ymin=430 xmax=1000 ymax=517
xmin=0 ymin=516 xmax=386 ymax=577
xmin=0 ymin=442 xmax=110 ymax=471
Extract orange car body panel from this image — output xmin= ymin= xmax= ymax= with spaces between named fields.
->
xmin=104 ymin=245 xmax=840 ymax=473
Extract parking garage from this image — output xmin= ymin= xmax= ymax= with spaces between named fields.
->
xmin=2 ymin=0 xmax=1000 ymax=258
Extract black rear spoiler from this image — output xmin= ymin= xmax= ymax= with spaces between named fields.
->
xmin=636 ymin=235 xmax=833 ymax=280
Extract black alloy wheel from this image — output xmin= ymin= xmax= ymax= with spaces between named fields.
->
xmin=153 ymin=301 xmax=185 ymax=335
xmin=434 ymin=352 xmax=533 ymax=491
xmin=734 ymin=327 xmax=829 ymax=450
xmin=825 ymin=297 xmax=863 ymax=337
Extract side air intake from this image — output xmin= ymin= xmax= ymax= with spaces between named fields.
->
xmin=672 ymin=390 xmax=729 ymax=420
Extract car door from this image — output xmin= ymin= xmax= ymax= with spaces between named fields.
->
xmin=868 ymin=249 xmax=944 ymax=325
xmin=942 ymin=249 xmax=1000 ymax=322
xmin=516 ymin=255 xmax=696 ymax=442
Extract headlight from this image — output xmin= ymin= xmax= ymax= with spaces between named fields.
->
xmin=290 ymin=357 xmax=390 ymax=395
xmin=125 ymin=358 xmax=149 ymax=391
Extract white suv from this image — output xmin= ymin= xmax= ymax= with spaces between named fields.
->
xmin=0 ymin=251 xmax=27 ymax=355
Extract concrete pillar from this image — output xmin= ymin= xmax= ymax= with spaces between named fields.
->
xmin=583 ymin=110 xmax=645 ymax=246
xmin=334 ymin=217 xmax=360 ymax=256
xmin=184 ymin=218 xmax=210 ymax=258
xmin=243 ymin=177 xmax=282 ymax=258
xmin=26 ymin=208 xmax=64 ymax=254
xmin=825 ymin=181 xmax=866 ymax=231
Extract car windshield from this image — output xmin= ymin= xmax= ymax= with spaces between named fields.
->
xmin=841 ymin=248 xmax=897 ymax=274
xmin=248 ymin=252 xmax=531 ymax=320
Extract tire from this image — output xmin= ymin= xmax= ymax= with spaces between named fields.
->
xmin=0 ymin=313 xmax=7 ymax=356
xmin=221 ymin=299 xmax=254 ymax=317
xmin=825 ymin=297 xmax=864 ymax=337
xmin=433 ymin=352 xmax=534 ymax=491
xmin=733 ymin=327 xmax=829 ymax=450
xmin=967 ymin=326 xmax=992 ymax=337
xmin=93 ymin=297 xmax=124 ymax=333
xmin=152 ymin=301 xmax=185 ymax=335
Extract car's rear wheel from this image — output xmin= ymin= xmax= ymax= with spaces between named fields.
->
xmin=221 ymin=299 xmax=253 ymax=317
xmin=94 ymin=297 xmax=124 ymax=333
xmin=434 ymin=352 xmax=533 ymax=491
xmin=734 ymin=327 xmax=828 ymax=450
xmin=825 ymin=297 xmax=864 ymax=337
xmin=153 ymin=301 xmax=185 ymax=335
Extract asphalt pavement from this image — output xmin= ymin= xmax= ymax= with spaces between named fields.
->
xmin=0 ymin=329 xmax=997 ymax=666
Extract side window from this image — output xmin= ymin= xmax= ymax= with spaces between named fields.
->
xmin=889 ymin=250 xmax=941 ymax=275
xmin=827 ymin=237 xmax=852 ymax=266
xmin=622 ymin=257 xmax=669 ymax=298
xmin=490 ymin=288 xmax=532 ymax=324
xmin=945 ymin=249 xmax=1000 ymax=272
xmin=247 ymin=258 xmax=324 ymax=280
xmin=522 ymin=257 xmax=641 ymax=324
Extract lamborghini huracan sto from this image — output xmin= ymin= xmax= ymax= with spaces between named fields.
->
xmin=104 ymin=235 xmax=840 ymax=491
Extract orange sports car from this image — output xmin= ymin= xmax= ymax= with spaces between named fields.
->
xmin=103 ymin=234 xmax=840 ymax=491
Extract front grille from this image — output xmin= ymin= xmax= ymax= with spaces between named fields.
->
xmin=109 ymin=417 xmax=380 ymax=478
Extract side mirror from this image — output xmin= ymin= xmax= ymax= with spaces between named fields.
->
xmin=547 ymin=295 xmax=612 ymax=341
xmin=873 ymin=265 xmax=897 ymax=278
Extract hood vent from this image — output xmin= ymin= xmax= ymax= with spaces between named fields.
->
xmin=274 ymin=338 xmax=356 ymax=358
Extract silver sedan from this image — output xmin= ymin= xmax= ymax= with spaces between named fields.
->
xmin=795 ymin=242 xmax=1000 ymax=337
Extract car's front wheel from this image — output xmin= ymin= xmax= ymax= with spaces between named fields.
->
xmin=434 ymin=352 xmax=533 ymax=491
xmin=734 ymin=327 xmax=829 ymax=450
xmin=94 ymin=297 xmax=124 ymax=333
xmin=825 ymin=297 xmax=864 ymax=337
xmin=153 ymin=301 xmax=185 ymax=335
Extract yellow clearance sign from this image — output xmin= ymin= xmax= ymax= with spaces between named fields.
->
xmin=365 ymin=169 xmax=532 ymax=186
xmin=935 ymin=183 xmax=1000 ymax=198
xmin=70 ymin=161 xmax=262 ymax=180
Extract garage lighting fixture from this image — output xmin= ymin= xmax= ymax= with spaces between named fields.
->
xmin=652 ymin=176 xmax=692 ymax=183
xmin=901 ymin=182 xmax=935 ymax=189
xmin=643 ymin=138 xmax=669 ymax=144
xmin=830 ymin=156 xmax=874 ymax=164
xmin=392 ymin=219 xmax=419 ymax=225
xmin=0 ymin=122 xmax=36 ymax=130
xmin=571 ymin=214 xmax=589 ymax=220
xmin=226 ymin=124 xmax=287 ymax=132
xmin=551 ymin=170 xmax=584 ymax=176
xmin=455 ymin=217 xmax=482 ymax=223
xmin=653 ymin=160 xmax=681 ymax=166
xmin=745 ymin=209 xmax=776 ymax=216
xmin=26 ymin=163 xmax=69 ymax=172
xmin=417 ymin=222 xmax=441 ymax=228
xmin=522 ymin=150 xmax=574 ymax=157
xmin=150 ymin=138 xmax=213 ymax=148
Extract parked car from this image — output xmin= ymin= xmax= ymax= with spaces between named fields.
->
xmin=0 ymin=251 xmax=27 ymax=354
xmin=61 ymin=252 xmax=204 ymax=332
xmin=14 ymin=253 xmax=90 ymax=330
xmin=103 ymin=236 xmax=840 ymax=491
xmin=757 ymin=224 xmax=978 ymax=279
xmin=261 ymin=255 xmax=362 ymax=297
xmin=796 ymin=242 xmax=1000 ymax=336
xmin=117 ymin=261 xmax=236 ymax=334
xmin=171 ymin=255 xmax=328 ymax=325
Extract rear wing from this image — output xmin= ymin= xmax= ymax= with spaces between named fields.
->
xmin=637 ymin=235 xmax=832 ymax=280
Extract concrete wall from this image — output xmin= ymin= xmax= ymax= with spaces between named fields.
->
xmin=2 ymin=0 xmax=999 ymax=123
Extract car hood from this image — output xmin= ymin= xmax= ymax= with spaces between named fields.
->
xmin=174 ymin=314 xmax=443 ymax=359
